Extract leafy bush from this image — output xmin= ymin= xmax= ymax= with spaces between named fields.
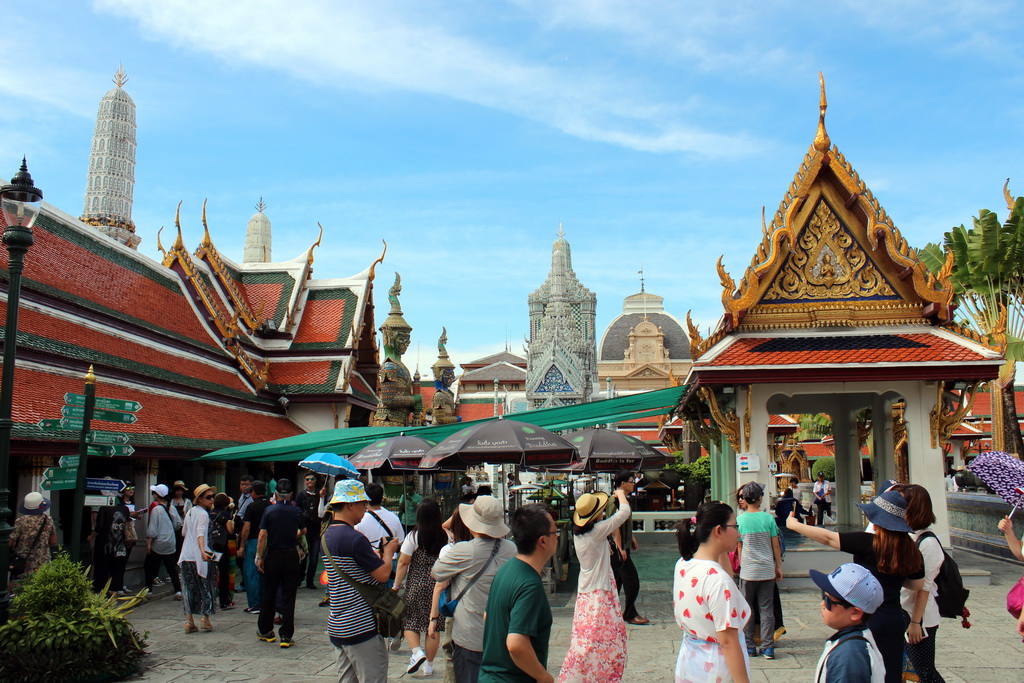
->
xmin=812 ymin=456 xmax=836 ymax=481
xmin=0 ymin=553 xmax=148 ymax=682
xmin=668 ymin=454 xmax=712 ymax=489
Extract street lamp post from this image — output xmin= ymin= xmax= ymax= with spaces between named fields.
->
xmin=0 ymin=159 xmax=43 ymax=624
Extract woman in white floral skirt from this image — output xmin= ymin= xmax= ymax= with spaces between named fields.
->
xmin=559 ymin=484 xmax=632 ymax=682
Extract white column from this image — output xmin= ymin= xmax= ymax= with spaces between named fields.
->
xmin=904 ymin=382 xmax=951 ymax=544
xmin=832 ymin=399 xmax=860 ymax=531
xmin=745 ymin=385 xmax=773 ymax=498
xmin=871 ymin=395 xmax=894 ymax=491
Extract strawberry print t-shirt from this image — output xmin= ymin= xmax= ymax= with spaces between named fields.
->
xmin=673 ymin=557 xmax=750 ymax=642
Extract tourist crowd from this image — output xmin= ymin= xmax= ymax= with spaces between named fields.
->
xmin=8 ymin=466 xmax=1024 ymax=683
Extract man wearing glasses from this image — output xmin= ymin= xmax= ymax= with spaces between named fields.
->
xmin=296 ymin=473 xmax=327 ymax=589
xmin=810 ymin=563 xmax=885 ymax=682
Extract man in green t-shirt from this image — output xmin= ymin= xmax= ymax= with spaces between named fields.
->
xmin=479 ymin=504 xmax=557 ymax=683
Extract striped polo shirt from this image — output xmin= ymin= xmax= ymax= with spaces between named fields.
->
xmin=324 ymin=521 xmax=384 ymax=645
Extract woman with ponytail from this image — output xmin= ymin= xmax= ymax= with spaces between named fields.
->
xmin=673 ymin=501 xmax=751 ymax=683
xmin=786 ymin=490 xmax=924 ymax=683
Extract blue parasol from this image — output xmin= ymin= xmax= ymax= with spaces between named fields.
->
xmin=299 ymin=452 xmax=360 ymax=478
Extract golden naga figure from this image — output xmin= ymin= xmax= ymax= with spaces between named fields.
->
xmin=431 ymin=327 xmax=457 ymax=424
xmin=371 ymin=273 xmax=422 ymax=427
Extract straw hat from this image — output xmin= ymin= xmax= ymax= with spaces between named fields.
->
xmin=192 ymin=483 xmax=215 ymax=504
xmin=459 ymin=495 xmax=509 ymax=538
xmin=572 ymin=492 xmax=609 ymax=527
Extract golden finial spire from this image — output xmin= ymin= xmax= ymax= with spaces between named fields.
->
xmin=557 ymin=222 xmax=565 ymax=239
xmin=113 ymin=64 xmax=129 ymax=88
xmin=813 ymin=71 xmax=830 ymax=152
xmin=85 ymin=364 xmax=96 ymax=384
xmin=201 ymin=198 xmax=212 ymax=247
xmin=256 ymin=197 xmax=267 ymax=213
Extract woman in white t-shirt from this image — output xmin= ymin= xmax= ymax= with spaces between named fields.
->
xmin=393 ymin=498 xmax=449 ymax=676
xmin=673 ymin=501 xmax=751 ymax=683
xmin=894 ymin=484 xmax=947 ymax=683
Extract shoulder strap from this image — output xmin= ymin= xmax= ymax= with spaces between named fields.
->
xmin=366 ymin=509 xmax=395 ymax=538
xmin=453 ymin=540 xmax=502 ymax=603
xmin=25 ymin=516 xmax=48 ymax=551
xmin=320 ymin=527 xmax=384 ymax=608
xmin=916 ymin=530 xmax=938 ymax=546
xmin=816 ymin=635 xmax=872 ymax=683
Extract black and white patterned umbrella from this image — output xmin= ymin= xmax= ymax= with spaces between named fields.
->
xmin=968 ymin=451 xmax=1024 ymax=513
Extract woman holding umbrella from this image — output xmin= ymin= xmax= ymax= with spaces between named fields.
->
xmin=997 ymin=515 xmax=1024 ymax=637
xmin=559 ymin=485 xmax=633 ymax=682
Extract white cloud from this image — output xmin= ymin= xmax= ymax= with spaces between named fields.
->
xmin=93 ymin=0 xmax=767 ymax=157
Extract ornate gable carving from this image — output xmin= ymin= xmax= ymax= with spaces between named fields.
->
xmin=716 ymin=75 xmax=956 ymax=332
xmin=762 ymin=198 xmax=900 ymax=304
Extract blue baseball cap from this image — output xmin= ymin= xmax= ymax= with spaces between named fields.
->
xmin=810 ymin=563 xmax=883 ymax=614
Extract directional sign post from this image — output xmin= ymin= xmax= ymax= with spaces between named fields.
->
xmin=41 ymin=477 xmax=77 ymax=491
xmin=62 ymin=405 xmax=138 ymax=424
xmin=38 ymin=418 xmax=85 ymax=431
xmin=69 ymin=370 xmax=96 ymax=563
xmin=65 ymin=393 xmax=142 ymax=413
xmin=86 ymin=431 xmax=130 ymax=445
xmin=58 ymin=455 xmax=79 ymax=468
xmin=84 ymin=478 xmax=127 ymax=493
xmin=45 ymin=467 xmax=77 ymax=480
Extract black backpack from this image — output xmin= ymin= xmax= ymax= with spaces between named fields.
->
xmin=916 ymin=531 xmax=969 ymax=619
xmin=208 ymin=510 xmax=229 ymax=552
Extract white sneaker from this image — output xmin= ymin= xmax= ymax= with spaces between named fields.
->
xmin=174 ymin=591 xmax=183 ymax=601
xmin=407 ymin=650 xmax=426 ymax=674
xmin=153 ymin=578 xmax=164 ymax=586
xmin=421 ymin=662 xmax=434 ymax=676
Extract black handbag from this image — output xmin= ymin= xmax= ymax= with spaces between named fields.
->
xmin=321 ymin=533 xmax=407 ymax=638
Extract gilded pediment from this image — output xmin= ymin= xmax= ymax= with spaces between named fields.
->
xmin=762 ymin=198 xmax=901 ymax=304
xmin=715 ymin=74 xmax=955 ymax=332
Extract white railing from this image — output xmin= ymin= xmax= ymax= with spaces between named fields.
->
xmin=631 ymin=510 xmax=694 ymax=533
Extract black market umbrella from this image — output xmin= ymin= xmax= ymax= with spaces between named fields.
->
xmin=420 ymin=418 xmax=578 ymax=470
xmin=556 ymin=427 xmax=663 ymax=473
xmin=968 ymin=451 xmax=1024 ymax=515
xmin=350 ymin=435 xmax=439 ymax=471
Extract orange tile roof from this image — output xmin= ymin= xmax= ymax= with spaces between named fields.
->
xmin=2 ymin=214 xmax=217 ymax=349
xmin=294 ymin=296 xmax=347 ymax=344
xmin=457 ymin=402 xmax=504 ymax=421
xmin=970 ymin=390 xmax=1024 ymax=418
xmin=706 ymin=333 xmax=987 ymax=367
xmin=10 ymin=366 xmax=301 ymax=450
xmin=268 ymin=361 xmax=333 ymax=387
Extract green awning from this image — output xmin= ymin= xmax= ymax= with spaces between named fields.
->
xmin=199 ymin=385 xmax=686 ymax=463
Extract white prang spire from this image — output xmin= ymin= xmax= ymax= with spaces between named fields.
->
xmin=244 ymin=198 xmax=273 ymax=263
xmin=81 ymin=65 xmax=140 ymax=249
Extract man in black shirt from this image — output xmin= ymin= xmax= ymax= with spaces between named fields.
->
xmin=296 ymin=473 xmax=326 ymax=589
xmin=238 ymin=480 xmax=270 ymax=613
xmin=256 ymin=478 xmax=306 ymax=648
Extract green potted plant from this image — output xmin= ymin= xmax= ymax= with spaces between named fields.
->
xmin=0 ymin=553 xmax=148 ymax=682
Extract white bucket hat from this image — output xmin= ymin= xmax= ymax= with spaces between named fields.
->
xmin=459 ymin=495 xmax=509 ymax=538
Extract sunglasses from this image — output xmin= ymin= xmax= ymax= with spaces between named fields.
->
xmin=305 ymin=477 xmax=316 ymax=482
xmin=821 ymin=591 xmax=853 ymax=611
xmin=202 ymin=494 xmax=215 ymax=500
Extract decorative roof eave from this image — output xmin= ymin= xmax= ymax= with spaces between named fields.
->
xmin=193 ymin=199 xmax=264 ymax=334
xmin=159 ymin=201 xmax=270 ymax=391
xmin=716 ymin=74 xmax=957 ymax=330
xmin=281 ymin=223 xmax=324 ymax=334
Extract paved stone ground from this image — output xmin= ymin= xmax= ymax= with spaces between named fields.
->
xmin=126 ymin=548 xmax=1024 ymax=682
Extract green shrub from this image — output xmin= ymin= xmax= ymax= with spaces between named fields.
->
xmin=667 ymin=453 xmax=712 ymax=489
xmin=0 ymin=553 xmax=148 ymax=682
xmin=812 ymin=456 xmax=836 ymax=481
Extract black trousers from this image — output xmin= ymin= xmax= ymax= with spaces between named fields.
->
xmin=816 ymin=500 xmax=832 ymax=525
xmin=257 ymin=548 xmax=300 ymax=639
xmin=216 ymin=551 xmax=233 ymax=607
xmin=93 ymin=548 xmax=128 ymax=593
xmin=905 ymin=625 xmax=945 ymax=683
xmin=144 ymin=550 xmax=181 ymax=592
xmin=611 ymin=548 xmax=641 ymax=620
xmin=300 ymin=522 xmax=322 ymax=587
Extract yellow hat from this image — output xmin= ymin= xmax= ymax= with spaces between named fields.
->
xmin=572 ymin=491 xmax=610 ymax=527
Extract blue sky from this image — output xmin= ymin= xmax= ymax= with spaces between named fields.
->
xmin=4 ymin=1 xmax=1024 ymax=374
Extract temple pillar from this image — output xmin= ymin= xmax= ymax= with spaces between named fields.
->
xmin=711 ymin=433 xmax=737 ymax=506
xmin=207 ymin=461 xmax=227 ymax=496
xmin=832 ymin=398 xmax=861 ymax=532
xmin=904 ymin=381 xmax=950 ymax=544
xmin=745 ymin=384 xmax=773 ymax=497
xmin=871 ymin=394 xmax=895 ymax=492
xmin=951 ymin=442 xmax=967 ymax=470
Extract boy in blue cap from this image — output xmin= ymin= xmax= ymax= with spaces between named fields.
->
xmin=811 ymin=563 xmax=885 ymax=683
